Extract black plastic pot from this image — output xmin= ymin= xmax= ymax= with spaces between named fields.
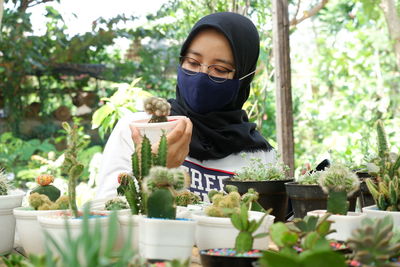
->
xmin=222 ymin=178 xmax=294 ymax=222
xmin=200 ymin=249 xmax=262 ymax=267
xmin=285 ymin=182 xmax=359 ymax=218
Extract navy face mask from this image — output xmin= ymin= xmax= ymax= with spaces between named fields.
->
xmin=177 ymin=66 xmax=240 ymax=114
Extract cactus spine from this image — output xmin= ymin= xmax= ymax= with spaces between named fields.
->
xmin=366 ymin=120 xmax=400 ymax=211
xmin=144 ymin=97 xmax=171 ymax=123
xmin=318 ymin=164 xmax=359 ymax=215
xmin=61 ymin=122 xmax=85 ymax=218
xmin=145 ymin=166 xmax=187 ymax=219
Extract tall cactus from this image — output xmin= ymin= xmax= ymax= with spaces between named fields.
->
xmin=61 ymin=122 xmax=85 ymax=218
xmin=318 ymin=164 xmax=360 ymax=215
xmin=120 ymin=133 xmax=168 ymax=215
xmin=366 ymin=120 xmax=400 ymax=211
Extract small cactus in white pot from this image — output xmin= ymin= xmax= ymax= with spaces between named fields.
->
xmin=319 ymin=163 xmax=360 ymax=215
xmin=308 ymin=164 xmax=365 ymax=241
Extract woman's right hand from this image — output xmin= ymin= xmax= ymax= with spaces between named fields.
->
xmin=130 ymin=117 xmax=193 ymax=168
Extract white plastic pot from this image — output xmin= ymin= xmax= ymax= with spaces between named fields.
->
xmin=307 ymin=210 xmax=367 ymax=241
xmin=0 ymin=191 xmax=25 ymax=255
xmin=130 ymin=115 xmax=186 ymax=144
xmin=192 ymin=211 xmax=275 ymax=250
xmin=115 ymin=213 xmax=141 ymax=251
xmin=13 ymin=207 xmax=60 ymax=255
xmin=362 ymin=205 xmax=400 ymax=228
xmin=139 ymin=217 xmax=196 ymax=260
xmin=37 ymin=211 xmax=110 ymax=257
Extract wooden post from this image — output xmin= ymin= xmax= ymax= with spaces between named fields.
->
xmin=272 ymin=0 xmax=295 ymax=177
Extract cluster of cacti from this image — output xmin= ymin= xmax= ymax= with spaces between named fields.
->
xmin=205 ymin=188 xmax=241 ymax=217
xmin=143 ymin=97 xmax=171 ymax=123
xmin=297 ymin=171 xmax=323 ymax=185
xmin=31 ymin=174 xmax=60 ymax=202
xmin=145 ymin=166 xmax=189 ymax=219
xmin=233 ymin=156 xmax=289 ymax=181
xmin=366 ymin=120 xmax=400 ymax=211
xmin=231 ymin=204 xmax=268 ymax=253
xmin=0 ymin=169 xmax=9 ymax=196
xmin=61 ymin=122 xmax=85 ymax=218
xmin=29 ymin=193 xmax=69 ymax=210
xmin=318 ymin=163 xmax=359 ymax=215
xmin=175 ymin=191 xmax=201 ymax=207
xmin=121 ymin=131 xmax=169 ymax=215
xmin=347 ymin=216 xmax=400 ymax=266
xmin=105 ymin=198 xmax=129 ymax=211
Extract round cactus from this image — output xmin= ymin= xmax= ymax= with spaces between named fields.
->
xmin=175 ymin=191 xmax=201 ymax=207
xmin=31 ymin=184 xmax=61 ymax=202
xmin=105 ymin=198 xmax=129 ymax=211
xmin=54 ymin=195 xmax=70 ymax=210
xmin=143 ymin=97 xmax=171 ymax=123
xmin=36 ymin=174 xmax=54 ymax=186
xmin=29 ymin=193 xmax=53 ymax=210
xmin=319 ymin=164 xmax=360 ymax=195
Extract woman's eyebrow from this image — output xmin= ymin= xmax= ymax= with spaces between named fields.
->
xmin=187 ymin=49 xmax=234 ymax=67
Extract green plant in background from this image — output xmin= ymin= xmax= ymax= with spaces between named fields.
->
xmin=232 ymin=155 xmax=289 ymax=182
xmin=105 ymin=198 xmax=129 ymax=211
xmin=318 ymin=164 xmax=360 ymax=215
xmin=231 ymin=204 xmax=268 ymax=253
xmin=143 ymin=96 xmax=171 ymax=123
xmin=0 ymin=169 xmax=10 ymax=196
xmin=260 ymin=214 xmax=346 ymax=267
xmin=347 ymin=215 xmax=400 ymax=267
xmin=117 ymin=133 xmax=168 ymax=215
xmin=145 ymin=166 xmax=188 ymax=219
xmin=297 ymin=171 xmax=324 ymax=185
xmin=91 ymin=79 xmax=152 ymax=139
xmin=61 ymin=122 xmax=85 ymax=218
xmin=366 ymin=120 xmax=400 ymax=211
xmin=175 ymin=191 xmax=201 ymax=207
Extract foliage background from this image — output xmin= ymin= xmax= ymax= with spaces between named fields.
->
xmin=0 ymin=0 xmax=399 ymax=191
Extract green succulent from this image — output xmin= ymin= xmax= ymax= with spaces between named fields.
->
xmin=318 ymin=163 xmax=359 ymax=215
xmin=297 ymin=171 xmax=323 ymax=185
xmin=105 ymin=198 xmax=129 ymax=211
xmin=365 ymin=120 xmax=400 ymax=211
xmin=347 ymin=215 xmax=400 ymax=266
xmin=233 ymin=156 xmax=289 ymax=181
xmin=0 ymin=170 xmax=9 ymax=196
xmin=175 ymin=191 xmax=201 ymax=207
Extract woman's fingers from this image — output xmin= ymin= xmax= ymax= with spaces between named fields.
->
xmin=167 ymin=118 xmax=187 ymax=144
xmin=129 ymin=125 xmax=142 ymax=145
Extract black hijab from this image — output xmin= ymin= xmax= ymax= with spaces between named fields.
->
xmin=169 ymin=12 xmax=273 ymax=161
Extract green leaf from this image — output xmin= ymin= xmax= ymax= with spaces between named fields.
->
xmin=260 ymin=250 xmax=300 ymax=267
xmin=91 ymin=104 xmax=113 ymax=129
xmin=230 ymin=213 xmax=243 ymax=230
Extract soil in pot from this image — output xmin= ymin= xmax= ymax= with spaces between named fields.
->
xmin=223 ymin=178 xmax=293 ymax=222
xmin=200 ymin=248 xmax=263 ymax=267
xmin=285 ymin=182 xmax=359 ymax=218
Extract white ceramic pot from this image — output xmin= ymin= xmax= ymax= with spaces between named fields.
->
xmin=37 ymin=211 xmax=110 ymax=257
xmin=0 ymin=191 xmax=25 ymax=255
xmin=13 ymin=207 xmax=61 ymax=255
xmin=139 ymin=217 xmax=196 ymax=260
xmin=192 ymin=211 xmax=275 ymax=250
xmin=362 ymin=205 xmax=400 ymax=228
xmin=307 ymin=210 xmax=367 ymax=241
xmin=116 ymin=213 xmax=141 ymax=252
xmin=97 ymin=209 xmax=132 ymax=251
xmin=130 ymin=115 xmax=186 ymax=144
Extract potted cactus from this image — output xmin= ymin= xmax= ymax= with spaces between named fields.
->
xmin=130 ymin=96 xmax=186 ymax=144
xmin=285 ymin=160 xmax=358 ymax=218
xmin=347 ymin=215 xmax=400 ymax=266
xmin=192 ymin=186 xmax=275 ymax=251
xmin=199 ymin=204 xmax=269 ymax=267
xmin=223 ymin=156 xmax=293 ymax=222
xmin=13 ymin=174 xmax=69 ymax=255
xmin=363 ymin=120 xmax=400 ymax=228
xmin=0 ymin=169 xmax=25 ymax=255
xmin=307 ymin=163 xmax=366 ymax=241
xmin=139 ymin=166 xmax=196 ymax=261
xmin=37 ymin=122 xmax=110 ymax=256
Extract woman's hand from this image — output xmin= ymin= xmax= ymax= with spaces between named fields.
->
xmin=130 ymin=117 xmax=193 ymax=168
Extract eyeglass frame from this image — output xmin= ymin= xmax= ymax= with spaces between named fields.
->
xmin=179 ymin=56 xmax=256 ymax=83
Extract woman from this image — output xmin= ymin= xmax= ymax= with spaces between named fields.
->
xmin=96 ymin=12 xmax=275 ymax=201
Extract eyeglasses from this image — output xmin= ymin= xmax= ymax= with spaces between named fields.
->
xmin=179 ymin=56 xmax=235 ymax=83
